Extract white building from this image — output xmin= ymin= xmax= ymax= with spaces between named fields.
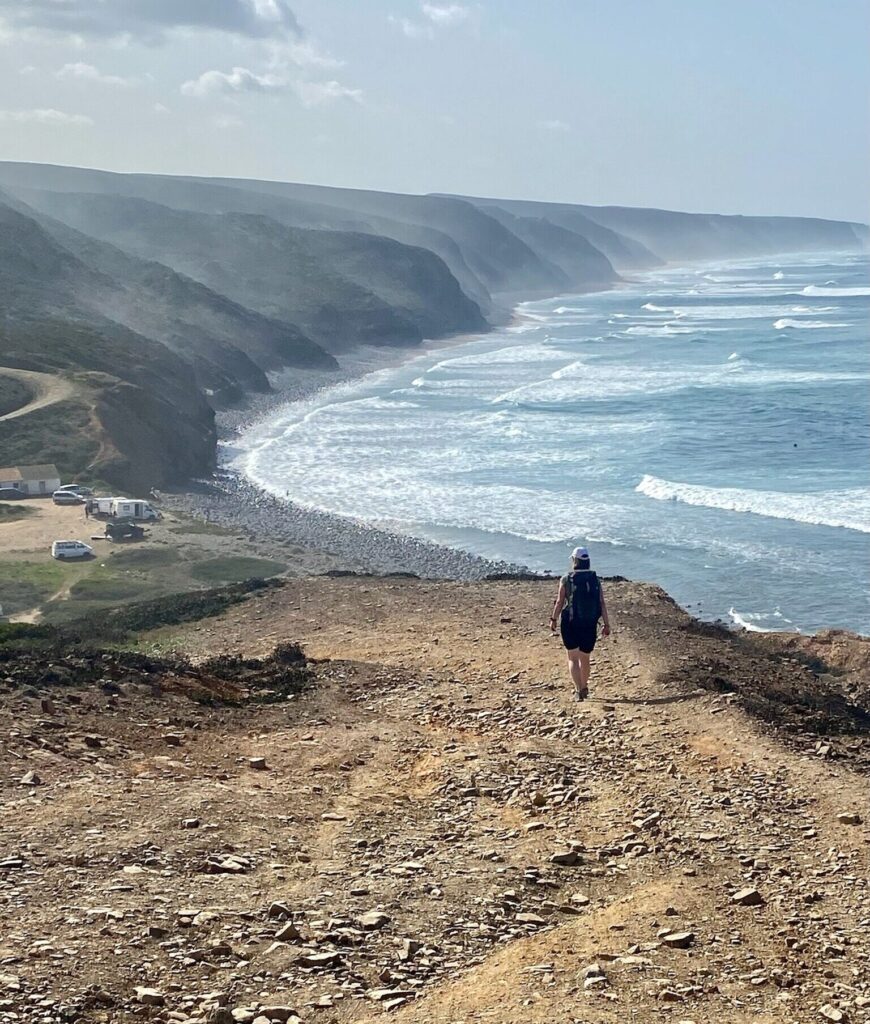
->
xmin=0 ymin=463 xmax=61 ymax=496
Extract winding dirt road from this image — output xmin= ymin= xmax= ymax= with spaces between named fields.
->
xmin=0 ymin=366 xmax=76 ymax=423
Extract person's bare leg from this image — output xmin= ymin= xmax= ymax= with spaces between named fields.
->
xmin=567 ymin=649 xmax=584 ymax=695
xmin=578 ymin=652 xmax=591 ymax=694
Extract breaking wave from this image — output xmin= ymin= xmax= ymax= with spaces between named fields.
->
xmin=773 ymin=318 xmax=850 ymax=330
xmin=800 ymin=285 xmax=870 ymax=297
xmin=636 ymin=475 xmax=870 ymax=533
xmin=728 ymin=608 xmax=794 ymax=632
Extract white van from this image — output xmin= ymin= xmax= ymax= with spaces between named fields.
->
xmin=91 ymin=496 xmax=121 ymax=516
xmin=109 ymin=498 xmax=161 ymax=521
xmin=51 ymin=540 xmax=94 ymax=560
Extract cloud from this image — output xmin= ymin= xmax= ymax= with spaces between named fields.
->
xmin=0 ymin=107 xmax=93 ymax=125
xmin=0 ymin=0 xmax=301 ymax=45
xmin=389 ymin=3 xmax=472 ymax=39
xmin=421 ymin=3 xmax=469 ymax=26
xmin=56 ymin=62 xmax=134 ymax=86
xmin=181 ymin=66 xmax=286 ymax=97
xmin=182 ymin=65 xmax=362 ymax=106
xmin=272 ymin=39 xmax=343 ymax=69
xmin=153 ymin=102 xmax=170 ymax=114
xmin=540 ymin=119 xmax=570 ymax=132
xmin=387 ymin=14 xmax=432 ymax=39
xmin=294 ymin=79 xmax=362 ymax=107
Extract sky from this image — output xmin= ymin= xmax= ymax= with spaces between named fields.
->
xmin=0 ymin=0 xmax=867 ymax=222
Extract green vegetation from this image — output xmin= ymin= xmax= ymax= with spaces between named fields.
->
xmin=0 ymin=560 xmax=67 ymax=616
xmin=108 ymin=546 xmax=180 ymax=570
xmin=0 ymin=399 xmax=100 ymax=481
xmin=0 ymin=373 xmax=33 ymax=416
xmin=0 ymin=502 xmax=35 ymax=522
xmin=68 ymin=574 xmax=153 ymax=604
xmin=189 ymin=555 xmax=286 ymax=584
xmin=62 ymin=577 xmax=281 ymax=644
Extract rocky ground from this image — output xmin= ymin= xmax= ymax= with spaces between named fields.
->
xmin=1 ymin=577 xmax=868 ymax=1024
xmin=160 ymin=477 xmax=528 ymax=581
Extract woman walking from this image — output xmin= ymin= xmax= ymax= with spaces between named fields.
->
xmin=549 ymin=546 xmax=611 ymax=700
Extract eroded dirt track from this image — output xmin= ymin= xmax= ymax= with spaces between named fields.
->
xmin=0 ymin=367 xmax=76 ymax=423
xmin=1 ymin=578 xmax=868 ymax=1024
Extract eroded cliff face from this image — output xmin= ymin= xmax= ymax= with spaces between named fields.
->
xmin=94 ymin=378 xmax=216 ymax=491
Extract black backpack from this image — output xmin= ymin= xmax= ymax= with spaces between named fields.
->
xmin=565 ymin=569 xmax=601 ymax=624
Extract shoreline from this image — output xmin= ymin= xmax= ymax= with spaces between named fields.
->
xmin=164 ymin=306 xmax=555 ymax=581
xmin=167 ymin=268 xmax=864 ymax=636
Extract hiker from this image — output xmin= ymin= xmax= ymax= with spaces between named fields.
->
xmin=549 ymin=546 xmax=611 ymax=700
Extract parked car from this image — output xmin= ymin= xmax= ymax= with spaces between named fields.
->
xmin=52 ymin=490 xmax=85 ymax=505
xmin=105 ymin=520 xmax=145 ymax=542
xmin=0 ymin=487 xmax=25 ymax=500
xmin=51 ymin=540 xmax=94 ymax=560
xmin=57 ymin=484 xmax=94 ymax=497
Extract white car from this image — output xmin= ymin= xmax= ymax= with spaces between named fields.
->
xmin=52 ymin=490 xmax=85 ymax=505
xmin=51 ymin=540 xmax=94 ymax=560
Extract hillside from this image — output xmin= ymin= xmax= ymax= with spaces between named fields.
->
xmin=0 ymin=318 xmax=217 ymax=490
xmin=462 ymin=195 xmax=870 ymax=262
xmin=0 ymin=575 xmax=867 ymax=1023
xmin=0 ymin=160 xmax=865 ymax=489
xmin=14 ymin=190 xmax=486 ymax=352
xmin=0 ymin=194 xmax=336 ymax=400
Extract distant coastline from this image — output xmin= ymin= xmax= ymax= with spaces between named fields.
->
xmin=209 ymin=250 xmax=870 ymax=636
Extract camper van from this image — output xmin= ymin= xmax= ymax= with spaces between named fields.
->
xmin=88 ymin=496 xmax=122 ymax=517
xmin=109 ymin=498 xmax=161 ymax=521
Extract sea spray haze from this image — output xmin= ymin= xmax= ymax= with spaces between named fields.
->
xmin=236 ymin=252 xmax=870 ymax=634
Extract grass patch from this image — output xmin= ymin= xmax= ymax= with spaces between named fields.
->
xmin=63 ymin=577 xmax=282 ymax=643
xmin=189 ymin=556 xmax=286 ymax=584
xmin=0 ymin=560 xmax=66 ymax=616
xmin=108 ymin=546 xmax=181 ymax=570
xmin=68 ymin=575 xmax=157 ymax=603
xmin=0 ymin=502 xmax=35 ymax=523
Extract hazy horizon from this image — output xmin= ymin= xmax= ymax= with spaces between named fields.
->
xmin=1 ymin=1 xmax=867 ymax=223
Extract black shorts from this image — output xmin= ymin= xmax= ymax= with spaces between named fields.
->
xmin=560 ymin=616 xmax=597 ymax=653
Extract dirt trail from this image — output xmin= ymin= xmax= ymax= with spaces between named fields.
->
xmin=1 ymin=578 xmax=868 ymax=1024
xmin=0 ymin=365 xmax=76 ymax=423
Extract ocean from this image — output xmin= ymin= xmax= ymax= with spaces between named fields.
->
xmin=234 ymin=251 xmax=870 ymax=634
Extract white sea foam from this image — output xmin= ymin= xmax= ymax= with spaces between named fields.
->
xmin=492 ymin=363 xmax=867 ymax=406
xmin=641 ymin=303 xmax=676 ymax=312
xmin=728 ymin=609 xmax=775 ymax=632
xmin=773 ymin=318 xmax=850 ymax=330
xmin=670 ymin=304 xmax=821 ymax=321
xmin=727 ymin=352 xmax=740 ymax=360
xmin=625 ymin=324 xmax=696 ymax=336
xmin=430 ymin=344 xmax=569 ymax=370
xmin=773 ymin=271 xmax=784 ymax=279
xmin=800 ymin=285 xmax=870 ymax=297
xmin=636 ymin=475 xmax=870 ymax=533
